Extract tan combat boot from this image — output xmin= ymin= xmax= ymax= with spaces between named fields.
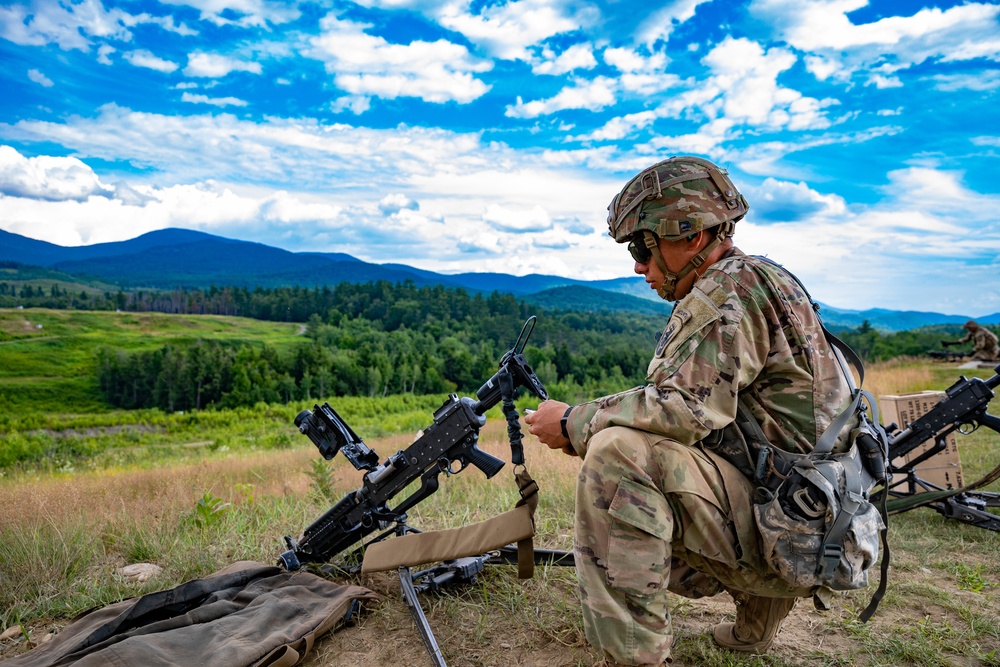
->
xmin=712 ymin=593 xmax=796 ymax=654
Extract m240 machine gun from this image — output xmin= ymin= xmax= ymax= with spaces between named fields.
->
xmin=278 ymin=317 xmax=573 ymax=666
xmin=875 ymin=363 xmax=1000 ymax=531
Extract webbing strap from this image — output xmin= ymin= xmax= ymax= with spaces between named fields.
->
xmin=360 ymin=468 xmax=539 ymax=577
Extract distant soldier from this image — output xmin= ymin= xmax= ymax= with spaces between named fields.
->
xmin=942 ymin=320 xmax=1000 ymax=361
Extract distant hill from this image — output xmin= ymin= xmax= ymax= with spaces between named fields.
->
xmin=2 ymin=227 xmax=996 ymax=331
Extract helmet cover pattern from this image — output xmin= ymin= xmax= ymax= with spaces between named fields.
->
xmin=607 ymin=156 xmax=748 ymax=243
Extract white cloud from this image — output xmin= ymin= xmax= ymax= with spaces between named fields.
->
xmin=0 ymin=145 xmax=113 ymax=202
xmin=181 ymin=92 xmax=248 ymax=107
xmin=574 ymin=111 xmax=658 ymax=142
xmin=603 ymin=47 xmax=680 ymax=94
xmin=97 ymin=44 xmax=115 ymax=65
xmin=378 ymin=193 xmax=419 ymax=215
xmin=308 ymin=15 xmax=491 ymax=104
xmin=635 ymin=0 xmax=714 ymax=47
xmin=532 ymin=43 xmax=597 ymax=76
xmin=481 ymin=203 xmax=552 ymax=232
xmin=185 ymin=52 xmax=263 ymax=77
xmin=636 ymin=36 xmax=839 ymax=155
xmin=506 ymin=76 xmax=616 ymax=118
xmin=750 ymin=0 xmax=1000 ymax=84
xmin=157 ymin=0 xmax=300 ymax=28
xmin=746 ymin=177 xmax=847 ymax=222
xmin=124 ymin=50 xmax=179 ymax=73
xmin=436 ymin=0 xmax=584 ymax=61
xmin=0 ymin=0 xmax=131 ymax=50
xmin=932 ymin=72 xmax=1000 ymax=92
xmin=27 ymin=69 xmax=53 ymax=87
xmin=734 ymin=165 xmax=1000 ymax=315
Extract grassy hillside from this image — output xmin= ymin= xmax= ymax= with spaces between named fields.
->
xmin=0 ymin=308 xmax=307 ymax=416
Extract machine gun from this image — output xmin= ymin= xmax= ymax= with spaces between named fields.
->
xmin=875 ymin=363 xmax=1000 ymax=531
xmin=278 ymin=316 xmax=551 ymax=571
xmin=927 ymin=349 xmax=968 ymax=362
xmin=277 ymin=317 xmax=573 ymax=666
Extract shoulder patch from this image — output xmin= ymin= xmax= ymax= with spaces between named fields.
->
xmin=654 ymin=288 xmax=721 ymax=360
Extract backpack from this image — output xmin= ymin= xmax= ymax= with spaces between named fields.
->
xmin=708 ymin=258 xmax=891 ymax=621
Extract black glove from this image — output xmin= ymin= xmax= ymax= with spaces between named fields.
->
xmin=941 ymin=340 xmax=955 ymax=347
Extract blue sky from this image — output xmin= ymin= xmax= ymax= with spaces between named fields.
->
xmin=0 ymin=0 xmax=998 ymax=316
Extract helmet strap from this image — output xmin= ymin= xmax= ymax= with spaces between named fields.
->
xmin=651 ymin=221 xmax=734 ymax=302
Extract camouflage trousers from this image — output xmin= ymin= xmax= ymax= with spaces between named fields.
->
xmin=575 ymin=427 xmax=810 ymax=666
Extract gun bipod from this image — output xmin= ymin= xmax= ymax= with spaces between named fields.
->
xmin=399 ymin=565 xmax=447 ymax=667
xmin=879 ymin=466 xmax=1000 ymax=533
xmin=936 ymin=492 xmax=1000 ymax=532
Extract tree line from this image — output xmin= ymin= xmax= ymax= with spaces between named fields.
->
xmin=93 ymin=281 xmax=660 ymax=411
xmin=6 ymin=275 xmax=995 ymax=413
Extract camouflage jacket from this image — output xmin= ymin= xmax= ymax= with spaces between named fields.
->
xmin=566 ymin=248 xmax=854 ymax=460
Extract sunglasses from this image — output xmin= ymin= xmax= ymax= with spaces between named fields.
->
xmin=627 ymin=232 xmax=654 ymax=264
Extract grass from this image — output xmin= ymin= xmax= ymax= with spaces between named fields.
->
xmin=0 ymin=316 xmax=998 ymax=665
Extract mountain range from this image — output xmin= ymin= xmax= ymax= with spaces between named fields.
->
xmin=2 ymin=228 xmax=996 ymax=331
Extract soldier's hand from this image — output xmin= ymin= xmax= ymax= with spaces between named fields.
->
xmin=941 ymin=341 xmax=953 ymax=347
xmin=524 ymin=400 xmax=576 ymax=456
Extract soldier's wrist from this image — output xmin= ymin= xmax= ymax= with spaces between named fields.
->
xmin=560 ymin=406 xmax=573 ymax=440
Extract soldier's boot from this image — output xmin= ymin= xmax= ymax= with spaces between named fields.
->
xmin=712 ymin=593 xmax=796 ymax=654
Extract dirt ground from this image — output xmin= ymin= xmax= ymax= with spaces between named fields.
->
xmin=2 ymin=561 xmax=996 ymax=667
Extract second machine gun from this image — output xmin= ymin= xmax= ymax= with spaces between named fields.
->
xmin=875 ymin=362 xmax=1000 ymax=531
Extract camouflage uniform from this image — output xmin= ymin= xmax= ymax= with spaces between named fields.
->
xmin=947 ymin=322 xmax=1000 ymax=361
xmin=563 ymin=249 xmax=853 ymax=666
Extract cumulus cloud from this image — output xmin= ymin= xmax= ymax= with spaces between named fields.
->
xmin=378 ymin=193 xmax=419 ymax=215
xmin=124 ymin=50 xmax=179 ymax=73
xmin=531 ymin=43 xmax=597 ymax=76
xmin=437 ymin=0 xmax=584 ymax=61
xmin=0 ymin=145 xmax=113 ymax=202
xmin=482 ymin=203 xmax=552 ymax=232
xmin=27 ymin=69 xmax=53 ymax=87
xmin=0 ymin=0 xmax=131 ymax=50
xmin=733 ymin=165 xmax=1000 ymax=314
xmin=750 ymin=0 xmax=1000 ymax=85
xmin=603 ymin=47 xmax=680 ymax=94
xmin=97 ymin=44 xmax=115 ymax=65
xmin=308 ymin=14 xmax=492 ymax=104
xmin=746 ymin=177 xmax=847 ymax=223
xmin=635 ymin=0 xmax=714 ymax=47
xmin=185 ymin=52 xmax=263 ymax=77
xmin=506 ymin=76 xmax=616 ymax=118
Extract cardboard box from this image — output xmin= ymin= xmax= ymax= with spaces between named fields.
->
xmin=878 ymin=391 xmax=963 ymax=491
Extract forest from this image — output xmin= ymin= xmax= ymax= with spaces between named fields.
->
xmin=4 ymin=277 xmax=994 ymax=414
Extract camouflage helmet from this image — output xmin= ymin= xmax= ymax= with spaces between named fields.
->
xmin=607 ymin=155 xmax=749 ymax=243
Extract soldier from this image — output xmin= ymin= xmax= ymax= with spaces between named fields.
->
xmin=942 ymin=320 xmax=1000 ymax=361
xmin=525 ymin=156 xmax=856 ymax=666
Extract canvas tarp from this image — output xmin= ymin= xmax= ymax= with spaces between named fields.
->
xmin=1 ymin=561 xmax=377 ymax=667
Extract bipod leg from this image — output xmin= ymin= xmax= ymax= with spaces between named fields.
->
xmin=399 ymin=566 xmax=447 ymax=667
xmin=935 ymin=495 xmax=1000 ymax=532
